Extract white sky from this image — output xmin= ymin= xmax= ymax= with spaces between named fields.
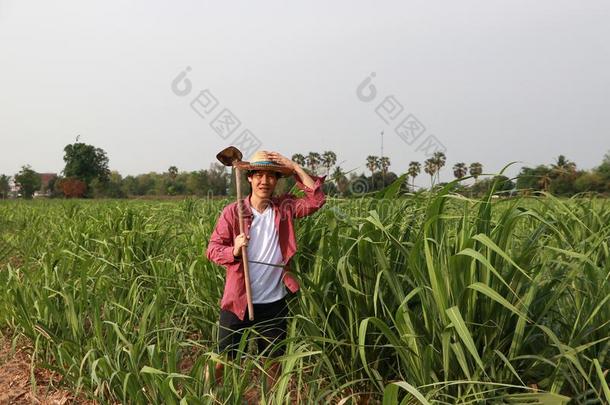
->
xmin=1 ymin=0 xmax=609 ymax=186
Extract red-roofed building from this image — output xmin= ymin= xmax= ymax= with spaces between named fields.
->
xmin=34 ymin=173 xmax=58 ymax=197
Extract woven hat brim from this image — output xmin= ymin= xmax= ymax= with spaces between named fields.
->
xmin=234 ymin=161 xmax=294 ymax=177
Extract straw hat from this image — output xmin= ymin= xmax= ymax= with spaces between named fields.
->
xmin=234 ymin=150 xmax=294 ymax=177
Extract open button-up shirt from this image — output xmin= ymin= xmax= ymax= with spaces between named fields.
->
xmin=206 ymin=174 xmax=326 ymax=320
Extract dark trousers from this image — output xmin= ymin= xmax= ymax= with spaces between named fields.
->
xmin=218 ymin=296 xmax=289 ymax=359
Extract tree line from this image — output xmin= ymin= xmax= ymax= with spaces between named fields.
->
xmin=1 ymin=141 xmax=609 ymax=199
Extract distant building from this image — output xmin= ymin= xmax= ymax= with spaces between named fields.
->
xmin=8 ymin=177 xmax=19 ymax=198
xmin=34 ymin=173 xmax=58 ymax=197
xmin=39 ymin=173 xmax=57 ymax=190
xmin=6 ymin=172 xmax=59 ymax=198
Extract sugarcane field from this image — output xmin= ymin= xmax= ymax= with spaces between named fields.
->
xmin=2 ymin=2 xmax=610 ymax=404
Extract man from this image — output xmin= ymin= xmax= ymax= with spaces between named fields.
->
xmin=205 ymin=150 xmax=326 ymax=389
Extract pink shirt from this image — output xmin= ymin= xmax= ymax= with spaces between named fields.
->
xmin=206 ymin=174 xmax=326 ymax=320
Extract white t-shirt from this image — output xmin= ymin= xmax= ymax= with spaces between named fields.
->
xmin=247 ymin=205 xmax=287 ymax=303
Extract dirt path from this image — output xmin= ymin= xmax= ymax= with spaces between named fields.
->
xmin=0 ymin=334 xmax=93 ymax=405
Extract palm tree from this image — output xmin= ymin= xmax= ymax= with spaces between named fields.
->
xmin=424 ymin=158 xmax=437 ymax=188
xmin=168 ymin=166 xmax=178 ymax=180
xmin=306 ymin=152 xmax=321 ymax=175
xmin=321 ymin=151 xmax=337 ymax=176
xmin=432 ymin=152 xmax=446 ymax=184
xmin=332 ymin=166 xmax=349 ymax=196
xmin=291 ymin=153 xmax=306 ymax=168
xmin=379 ymin=156 xmax=390 ymax=185
xmin=407 ymin=161 xmax=421 ymax=191
xmin=366 ymin=155 xmax=379 ymax=179
xmin=453 ymin=162 xmax=468 ymax=179
xmin=551 ymin=155 xmax=576 ymax=176
xmin=538 ymin=172 xmax=552 ymax=192
xmin=469 ymin=162 xmax=483 ymax=183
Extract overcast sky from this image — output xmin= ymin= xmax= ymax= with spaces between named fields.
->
xmin=1 ymin=0 xmax=609 ymax=185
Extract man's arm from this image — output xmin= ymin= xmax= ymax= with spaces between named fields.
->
xmin=292 ymin=163 xmax=316 ymax=190
xmin=268 ymin=151 xmax=326 ymax=218
xmin=268 ymin=151 xmax=315 ymax=188
xmin=206 ymin=206 xmax=240 ymax=266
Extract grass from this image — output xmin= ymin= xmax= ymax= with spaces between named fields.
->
xmin=0 ymin=185 xmax=609 ymax=404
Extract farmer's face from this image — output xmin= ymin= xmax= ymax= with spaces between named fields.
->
xmin=248 ymin=170 xmax=278 ymax=199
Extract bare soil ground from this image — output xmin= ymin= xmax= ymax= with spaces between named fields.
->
xmin=0 ymin=334 xmax=93 ymax=405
